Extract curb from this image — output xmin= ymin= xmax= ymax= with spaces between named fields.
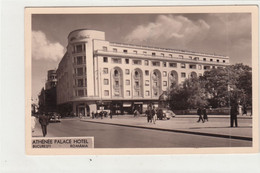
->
xmin=80 ymin=119 xmax=252 ymax=141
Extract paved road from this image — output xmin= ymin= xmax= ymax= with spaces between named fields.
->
xmin=33 ymin=119 xmax=252 ymax=148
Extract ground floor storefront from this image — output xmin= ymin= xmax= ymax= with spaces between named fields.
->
xmin=65 ymin=100 xmax=160 ymax=117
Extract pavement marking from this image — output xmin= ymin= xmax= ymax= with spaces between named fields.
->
xmin=81 ymin=120 xmax=252 ymax=142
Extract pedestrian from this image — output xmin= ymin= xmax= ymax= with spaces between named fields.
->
xmin=197 ymin=107 xmax=204 ymax=123
xmin=100 ymin=111 xmax=103 ymax=119
xmin=31 ymin=115 xmax=36 ymax=133
xmin=230 ymin=103 xmax=238 ymax=127
xmin=91 ymin=111 xmax=95 ymax=119
xmin=110 ymin=111 xmax=113 ymax=119
xmin=39 ymin=113 xmax=49 ymax=137
xmin=242 ymin=105 xmax=247 ymax=116
xmin=202 ymin=107 xmax=208 ymax=122
xmin=152 ymin=108 xmax=157 ymax=124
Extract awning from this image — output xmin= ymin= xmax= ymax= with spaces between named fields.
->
xmin=123 ymin=103 xmax=132 ymax=107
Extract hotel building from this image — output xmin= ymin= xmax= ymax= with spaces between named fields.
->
xmin=56 ymin=29 xmax=229 ymax=116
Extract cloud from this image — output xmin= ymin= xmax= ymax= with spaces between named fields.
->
xmin=124 ymin=15 xmax=210 ymax=45
xmin=32 ymin=30 xmax=65 ymax=61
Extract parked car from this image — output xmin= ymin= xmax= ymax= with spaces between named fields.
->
xmin=49 ymin=113 xmax=61 ymax=123
xmin=157 ymin=108 xmax=175 ymax=120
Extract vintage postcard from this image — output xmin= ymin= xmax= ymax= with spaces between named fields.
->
xmin=25 ymin=6 xmax=259 ymax=155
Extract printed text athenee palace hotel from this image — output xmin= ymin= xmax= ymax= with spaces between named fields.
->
xmin=56 ymin=29 xmax=229 ymax=116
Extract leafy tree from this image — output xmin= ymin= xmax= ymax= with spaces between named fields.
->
xmin=168 ymin=77 xmax=208 ymax=110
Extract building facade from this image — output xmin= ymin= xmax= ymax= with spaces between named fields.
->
xmin=56 ymin=29 xmax=229 ymax=116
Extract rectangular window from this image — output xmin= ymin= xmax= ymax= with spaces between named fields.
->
xmin=125 ymin=69 xmax=130 ymax=75
xmin=169 ymin=63 xmax=177 ymax=68
xmin=163 ymin=71 xmax=167 ymax=77
xmin=135 ymin=81 xmax=139 ymax=87
xmin=133 ymin=50 xmax=137 ymax=54
xmin=104 ymin=90 xmax=109 ymax=96
xmin=217 ymin=59 xmax=219 ymax=62
xmin=169 ymin=54 xmax=172 ymax=57
xmin=77 ymin=68 xmax=83 ymax=76
xmin=152 ymin=52 xmax=156 ymax=56
xmin=204 ymin=66 xmax=210 ymax=70
xmin=103 ymin=68 xmax=108 ymax=74
xmin=103 ymin=57 xmax=108 ymax=63
xmin=152 ymin=61 xmax=160 ymax=66
xmin=181 ymin=63 xmax=186 ymax=68
xmin=181 ymin=73 xmax=186 ymax=78
xmin=133 ymin=60 xmax=142 ymax=65
xmin=189 ymin=64 xmax=196 ymax=69
xmin=125 ymin=59 xmax=129 ymax=64
xmin=144 ymin=60 xmax=149 ymax=66
xmin=210 ymin=59 xmax=213 ymax=62
xmin=161 ymin=53 xmax=164 ymax=57
xmin=78 ymin=90 xmax=84 ymax=96
xmin=112 ymin=58 xmax=121 ymax=64
xmin=76 ymin=45 xmax=83 ymax=53
xmin=125 ymin=80 xmax=130 ymax=85
xmin=77 ymin=79 xmax=84 ymax=87
xmin=163 ymin=81 xmax=167 ymax=86
xmin=115 ymin=81 xmax=119 ymax=86
xmin=126 ymin=90 xmax=130 ymax=96
xmin=104 ymin=79 xmax=109 ymax=85
xmin=113 ymin=48 xmax=117 ymax=52
xmin=145 ymin=80 xmax=149 ymax=86
xmin=83 ymin=56 xmax=86 ymax=63
xmin=103 ymin=46 xmax=107 ymax=51
xmin=123 ymin=49 xmax=128 ymax=53
xmin=145 ymin=91 xmax=150 ymax=96
xmin=163 ymin=62 xmax=167 ymax=67
xmin=134 ymin=91 xmax=140 ymax=97
xmin=223 ymin=60 xmax=226 ymax=63
xmin=203 ymin=58 xmax=206 ymax=61
xmin=77 ymin=56 xmax=83 ymax=64
xmin=143 ymin=51 xmax=147 ymax=55
xmin=145 ymin=70 xmax=149 ymax=76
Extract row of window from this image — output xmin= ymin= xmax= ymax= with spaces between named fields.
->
xmin=74 ymin=67 xmax=86 ymax=76
xmin=103 ymin=57 xmax=217 ymax=69
xmin=102 ymin=46 xmax=226 ymax=63
xmin=103 ymin=79 xmax=170 ymax=87
xmin=103 ymin=90 xmax=152 ymax=97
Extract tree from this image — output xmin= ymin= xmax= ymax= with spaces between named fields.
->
xmin=168 ymin=77 xmax=208 ymax=110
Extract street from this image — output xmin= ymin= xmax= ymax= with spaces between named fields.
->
xmin=33 ymin=116 xmax=252 ymax=148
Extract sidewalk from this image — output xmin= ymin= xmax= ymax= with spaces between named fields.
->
xmin=80 ymin=115 xmax=252 ymax=141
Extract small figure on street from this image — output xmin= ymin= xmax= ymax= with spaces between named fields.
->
xmin=202 ymin=107 xmax=208 ymax=122
xmin=110 ymin=111 xmax=113 ymax=119
xmin=152 ymin=108 xmax=157 ymax=124
xmin=197 ymin=107 xmax=204 ymax=123
xmin=242 ymin=105 xmax=247 ymax=116
xmin=230 ymin=103 xmax=239 ymax=127
xmin=99 ymin=111 xmax=103 ymax=119
xmin=39 ymin=113 xmax=49 ymax=137
xmin=91 ymin=111 xmax=95 ymax=119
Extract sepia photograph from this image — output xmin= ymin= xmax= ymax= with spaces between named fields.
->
xmin=25 ymin=6 xmax=258 ymax=154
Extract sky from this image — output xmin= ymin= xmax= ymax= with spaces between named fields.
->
xmin=31 ymin=13 xmax=252 ymax=102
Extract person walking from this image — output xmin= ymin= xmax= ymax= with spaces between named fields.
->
xmin=202 ymin=107 xmax=208 ymax=122
xmin=197 ymin=107 xmax=204 ymax=123
xmin=152 ymin=108 xmax=157 ymax=124
xmin=230 ymin=103 xmax=239 ymax=127
xmin=39 ymin=113 xmax=49 ymax=137
xmin=110 ymin=111 xmax=113 ymax=119
xmin=91 ymin=111 xmax=95 ymax=119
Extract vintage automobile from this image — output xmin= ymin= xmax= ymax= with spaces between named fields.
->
xmin=157 ymin=108 xmax=175 ymax=120
xmin=49 ymin=112 xmax=61 ymax=123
